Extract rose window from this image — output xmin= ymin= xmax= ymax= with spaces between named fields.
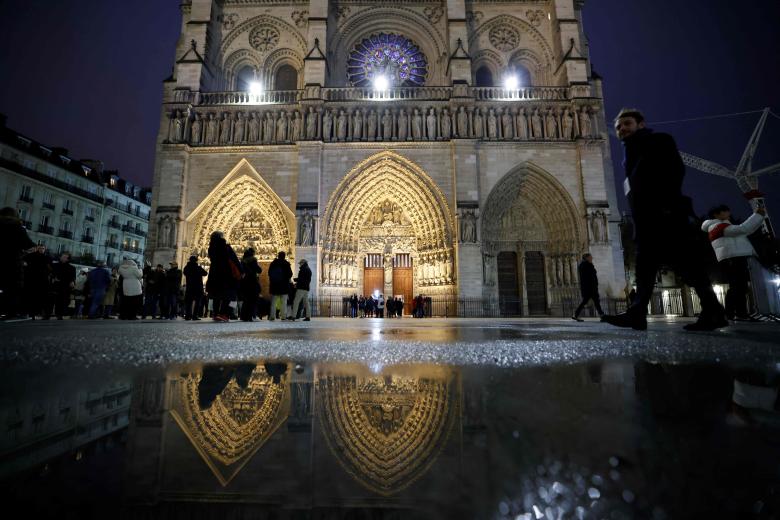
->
xmin=249 ymin=26 xmax=280 ymax=52
xmin=489 ymin=25 xmax=520 ymax=52
xmin=347 ymin=33 xmax=427 ymax=87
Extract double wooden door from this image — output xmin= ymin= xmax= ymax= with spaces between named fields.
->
xmin=392 ymin=253 xmax=413 ymax=314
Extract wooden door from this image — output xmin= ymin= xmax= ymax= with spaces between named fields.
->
xmin=497 ymin=251 xmax=520 ymax=316
xmin=363 ymin=253 xmax=384 ymax=296
xmin=392 ymin=253 xmax=413 ymax=315
xmin=525 ymin=251 xmax=547 ymax=315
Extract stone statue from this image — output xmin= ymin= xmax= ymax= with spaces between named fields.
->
xmin=516 ymin=108 xmax=528 ymax=140
xmin=205 ymin=113 xmax=218 ymax=145
xmin=473 ymin=108 xmax=484 ymax=138
xmin=501 ymin=108 xmax=513 ymax=139
xmin=487 ymin=109 xmax=498 ymax=139
xmin=426 ymin=108 xmax=437 ymax=140
xmin=305 ymin=107 xmax=317 ymax=139
xmin=291 ymin=111 xmax=302 ymax=141
xmin=411 ymin=109 xmax=423 ymax=140
xmin=219 ymin=112 xmax=232 ymax=144
xmin=300 ymin=210 xmax=314 ymax=246
xmin=263 ymin=112 xmax=274 ymax=144
xmin=483 ymin=254 xmax=496 ymax=286
xmin=531 ymin=108 xmax=543 ymax=139
xmin=382 ymin=109 xmax=393 ymax=140
xmin=367 ymin=109 xmax=377 ymax=141
xmin=276 ymin=110 xmax=288 ymax=142
xmin=169 ymin=111 xmax=183 ymax=143
xmin=323 ymin=109 xmax=333 ymax=141
xmin=352 ymin=109 xmax=363 ymax=141
xmin=561 ymin=108 xmax=574 ymax=140
xmin=336 ymin=110 xmax=347 ymax=141
xmin=397 ymin=109 xmax=408 ymax=140
xmin=545 ymin=108 xmax=558 ymax=139
xmin=190 ymin=113 xmax=202 ymax=145
xmin=440 ymin=108 xmax=451 ymax=139
xmin=580 ymin=106 xmax=592 ymax=137
xmin=461 ymin=209 xmax=477 ymax=243
xmin=457 ymin=106 xmax=468 ymax=138
xmin=248 ymin=112 xmax=260 ymax=143
xmin=234 ymin=112 xmax=246 ymax=144
xmin=157 ymin=216 xmax=175 ymax=248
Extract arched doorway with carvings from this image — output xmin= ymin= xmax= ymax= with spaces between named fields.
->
xmin=321 ymin=152 xmax=456 ymax=312
xmin=185 ymin=158 xmax=296 ymax=298
xmin=481 ymin=163 xmax=585 ymax=316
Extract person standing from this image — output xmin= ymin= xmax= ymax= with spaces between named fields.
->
xmin=102 ymin=267 xmax=119 ymax=318
xmin=291 ymin=258 xmax=312 ymax=321
xmin=268 ymin=251 xmax=292 ymax=321
xmin=23 ymin=244 xmax=52 ymax=319
xmin=143 ymin=264 xmax=165 ymax=318
xmin=601 ymin=108 xmax=727 ymax=331
xmin=0 ymin=207 xmax=35 ymax=320
xmin=73 ymin=269 xmax=88 ymax=318
xmin=572 ymin=253 xmax=605 ymax=321
xmin=701 ymin=204 xmax=767 ymax=320
xmin=165 ymin=261 xmax=182 ymax=319
xmin=376 ymin=293 xmax=385 ymax=318
xmin=239 ymin=248 xmax=262 ymax=322
xmin=183 ymin=255 xmax=207 ymax=320
xmin=118 ymin=258 xmax=143 ymax=319
xmin=51 ymin=252 xmax=76 ymax=319
xmin=207 ymin=231 xmax=242 ymax=322
xmin=86 ymin=261 xmax=111 ymax=319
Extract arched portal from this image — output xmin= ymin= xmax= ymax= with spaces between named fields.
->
xmin=481 ymin=163 xmax=585 ymax=315
xmin=321 ymin=152 xmax=455 ymax=302
xmin=187 ymin=159 xmax=296 ymax=278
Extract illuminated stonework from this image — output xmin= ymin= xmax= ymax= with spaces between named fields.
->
xmin=170 ymin=364 xmax=291 ymax=486
xmin=317 ymin=367 xmax=458 ymax=495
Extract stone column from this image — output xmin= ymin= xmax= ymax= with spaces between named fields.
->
xmin=446 ymin=0 xmax=471 ymax=84
xmin=384 ymin=253 xmax=393 ymax=297
xmin=305 ymin=0 xmax=329 ymax=86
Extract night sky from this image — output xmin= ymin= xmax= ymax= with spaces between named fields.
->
xmin=0 ymin=0 xmax=778 ymax=221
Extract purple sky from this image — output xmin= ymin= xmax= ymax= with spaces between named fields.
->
xmin=0 ymin=0 xmax=778 ymax=220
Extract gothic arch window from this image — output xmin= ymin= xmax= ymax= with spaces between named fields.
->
xmin=508 ymin=62 xmax=533 ymax=87
xmin=274 ymin=64 xmax=298 ymax=90
xmin=475 ymin=65 xmax=495 ymax=87
xmin=236 ymin=65 xmax=256 ymax=91
xmin=347 ymin=33 xmax=428 ymax=87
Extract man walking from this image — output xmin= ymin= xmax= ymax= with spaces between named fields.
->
xmin=291 ymin=258 xmax=312 ymax=321
xmin=572 ymin=253 xmax=604 ymax=321
xmin=701 ymin=204 xmax=767 ymax=320
xmin=268 ymin=251 xmax=292 ymax=321
xmin=601 ymin=109 xmax=727 ymax=331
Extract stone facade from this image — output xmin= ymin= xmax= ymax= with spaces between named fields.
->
xmin=149 ymin=0 xmax=625 ymax=314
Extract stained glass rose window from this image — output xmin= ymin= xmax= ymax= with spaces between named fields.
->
xmin=347 ymin=33 xmax=427 ymax=87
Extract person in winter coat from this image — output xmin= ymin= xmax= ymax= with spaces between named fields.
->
xmin=183 ymin=255 xmax=207 ymax=320
xmin=701 ymin=204 xmax=767 ymax=320
xmin=51 ymin=252 xmax=76 ymax=319
xmin=267 ymin=251 xmax=292 ymax=321
xmin=73 ymin=269 xmax=88 ymax=318
xmin=87 ymin=261 xmax=111 ymax=318
xmin=601 ymin=108 xmax=726 ymax=331
xmin=118 ymin=258 xmax=143 ymax=319
xmin=23 ymin=244 xmax=52 ymax=319
xmin=239 ymin=248 xmax=262 ymax=322
xmin=102 ymin=267 xmax=119 ymax=318
xmin=572 ymin=253 xmax=605 ymax=321
xmin=207 ymin=231 xmax=242 ymax=322
xmin=0 ymin=207 xmax=35 ymax=319
xmin=165 ymin=261 xmax=183 ymax=319
xmin=291 ymin=258 xmax=312 ymax=321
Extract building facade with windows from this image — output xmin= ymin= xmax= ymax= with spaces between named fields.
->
xmin=148 ymin=0 xmax=625 ymax=315
xmin=0 ymin=116 xmax=151 ymax=268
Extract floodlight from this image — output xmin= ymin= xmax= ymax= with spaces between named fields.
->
xmin=504 ymin=75 xmax=519 ymax=90
xmin=373 ymin=75 xmax=389 ymax=91
xmin=249 ymin=81 xmax=263 ymax=95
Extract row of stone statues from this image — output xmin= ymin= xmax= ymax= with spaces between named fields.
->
xmin=587 ymin=210 xmax=609 ymax=244
xmin=320 ymin=250 xmax=455 ymax=287
xmin=167 ymin=105 xmax=597 ymax=145
xmin=482 ymin=251 xmax=581 ymax=287
xmin=321 ymin=252 xmax=359 ymax=286
xmin=416 ymin=251 xmax=455 ymax=286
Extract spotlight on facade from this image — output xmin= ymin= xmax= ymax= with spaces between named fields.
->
xmin=249 ymin=81 xmax=263 ymax=96
xmin=372 ymin=75 xmax=390 ymax=91
xmin=504 ymin=75 xmax=519 ymax=90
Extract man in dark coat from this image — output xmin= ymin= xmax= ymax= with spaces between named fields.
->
xmin=164 ymin=261 xmax=183 ymax=319
xmin=207 ymin=231 xmax=242 ymax=322
xmin=183 ymin=255 xmax=207 ymax=320
xmin=239 ymin=248 xmax=262 ymax=322
xmin=267 ymin=251 xmax=292 ymax=321
xmin=601 ymin=109 xmax=726 ymax=331
xmin=0 ymin=207 xmax=35 ymax=319
xmin=572 ymin=253 xmax=604 ymax=321
xmin=51 ymin=252 xmax=76 ymax=319
xmin=24 ymin=244 xmax=52 ymax=319
xmin=86 ymin=261 xmax=112 ymax=318
xmin=291 ymin=258 xmax=312 ymax=321
xmin=143 ymin=264 xmax=167 ymax=319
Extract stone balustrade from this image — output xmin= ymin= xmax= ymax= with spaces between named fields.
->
xmin=471 ymin=86 xmax=569 ymax=101
xmin=322 ymin=86 xmax=453 ymax=102
xmin=197 ymin=89 xmax=302 ymax=106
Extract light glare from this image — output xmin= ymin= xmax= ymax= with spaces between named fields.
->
xmin=373 ymin=75 xmax=389 ymax=91
xmin=248 ymin=81 xmax=263 ymax=95
xmin=504 ymin=75 xmax=519 ymax=90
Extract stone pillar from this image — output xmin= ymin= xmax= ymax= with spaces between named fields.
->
xmin=552 ymin=0 xmax=589 ymax=86
xmin=384 ymin=253 xmax=393 ymax=297
xmin=174 ymin=0 xmax=215 ymax=91
xmin=305 ymin=0 xmax=329 ymax=86
xmin=446 ymin=0 xmax=471 ymax=84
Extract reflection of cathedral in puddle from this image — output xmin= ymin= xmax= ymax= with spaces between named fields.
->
xmin=126 ymin=362 xmax=464 ymax=509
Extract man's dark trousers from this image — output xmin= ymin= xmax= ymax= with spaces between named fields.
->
xmin=574 ymin=293 xmax=604 ymax=318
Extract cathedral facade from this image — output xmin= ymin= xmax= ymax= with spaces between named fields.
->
xmin=148 ymin=0 xmax=625 ymax=315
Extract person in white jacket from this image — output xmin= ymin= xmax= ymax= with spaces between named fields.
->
xmin=118 ymin=258 xmax=144 ymax=319
xmin=701 ymin=205 xmax=767 ymax=320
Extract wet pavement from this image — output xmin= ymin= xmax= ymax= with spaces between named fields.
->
xmin=1 ymin=318 xmax=779 ymax=518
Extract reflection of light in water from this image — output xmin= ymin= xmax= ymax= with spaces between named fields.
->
xmin=371 ymin=327 xmax=382 ymax=342
xmin=369 ymin=362 xmax=383 ymax=374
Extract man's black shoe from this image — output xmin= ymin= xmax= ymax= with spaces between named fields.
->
xmin=303 ymin=317 xmax=310 ymax=321
xmin=571 ymin=316 xmax=584 ymax=322
xmin=600 ymin=312 xmax=647 ymax=331
xmin=683 ymin=315 xmax=729 ymax=331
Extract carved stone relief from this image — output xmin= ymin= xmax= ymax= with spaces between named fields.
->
xmin=489 ymin=24 xmax=520 ymax=52
xmin=249 ymin=25 xmax=280 ymax=52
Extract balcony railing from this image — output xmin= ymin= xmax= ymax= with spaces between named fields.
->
xmin=198 ymin=90 xmax=302 ymax=106
xmin=472 ymin=86 xmax=569 ymax=101
xmin=19 ymin=194 xmax=34 ymax=203
xmin=85 ymin=215 xmax=95 ymax=222
xmin=38 ymin=224 xmax=53 ymax=235
xmin=323 ymin=86 xmax=453 ymax=102
xmin=122 ymin=245 xmax=143 ymax=254
xmin=105 ymin=241 xmax=120 ymax=249
xmin=81 ymin=235 xmax=94 ymax=244
xmin=122 ymin=224 xmax=146 ymax=236
xmin=108 ymin=220 xmax=121 ymax=229
xmin=42 ymin=202 xmax=55 ymax=210
xmin=62 ymin=208 xmax=74 ymax=216
xmin=58 ymin=229 xmax=74 ymax=239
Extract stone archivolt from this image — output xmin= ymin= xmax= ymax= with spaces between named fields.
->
xmin=321 ymin=151 xmax=455 ymax=291
xmin=187 ymin=159 xmax=295 ymax=263
xmin=317 ymin=367 xmax=458 ymax=496
xmin=170 ymin=364 xmax=290 ymax=486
